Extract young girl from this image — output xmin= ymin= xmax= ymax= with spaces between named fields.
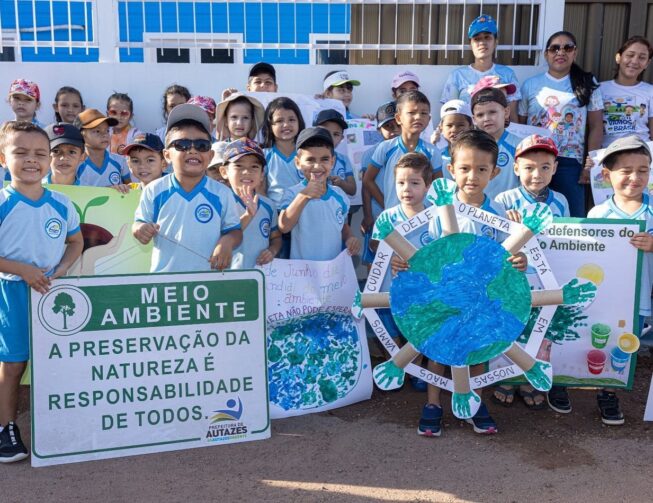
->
xmin=322 ymin=70 xmax=361 ymax=119
xmin=261 ymin=97 xmax=306 ymax=204
xmin=600 ymin=36 xmax=653 ymax=146
xmin=7 ymin=79 xmax=45 ymax=128
xmin=106 ymin=93 xmax=141 ymax=154
xmin=155 ymin=84 xmax=191 ymax=142
xmin=52 ymin=86 xmax=84 ymax=124
xmin=215 ymin=93 xmax=264 ymax=141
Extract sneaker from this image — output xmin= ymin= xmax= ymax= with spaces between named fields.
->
xmin=417 ymin=403 xmax=442 ymax=437
xmin=0 ymin=422 xmax=29 ymax=463
xmin=547 ymin=385 xmax=572 ymax=414
xmin=597 ymin=391 xmax=625 ymax=426
xmin=410 ymin=375 xmax=428 ymax=392
xmin=465 ymin=402 xmax=497 ymax=434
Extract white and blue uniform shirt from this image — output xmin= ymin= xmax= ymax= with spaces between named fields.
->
xmin=333 ymin=152 xmax=354 ymax=181
xmin=135 ymin=175 xmax=241 ymax=273
xmin=428 ymin=192 xmax=508 ymax=242
xmin=0 ymin=166 xmax=9 ymax=182
xmin=231 ymin=194 xmax=278 ymax=269
xmin=43 ymin=172 xmax=80 ymax=186
xmin=0 ymin=186 xmax=80 ymax=281
xmin=371 ymin=137 xmax=442 ymax=209
xmin=485 ymin=130 xmax=521 ymax=201
xmin=361 ymin=144 xmax=384 ymax=220
xmin=519 ymin=73 xmax=603 ymax=163
xmin=264 ymin=146 xmax=302 ymax=205
xmin=495 ymin=186 xmax=570 ymax=218
xmin=77 ymin=150 xmax=130 ymax=187
xmin=588 ymin=195 xmax=653 ymax=316
xmin=599 ymin=80 xmax=653 ymax=147
xmin=440 ymin=64 xmax=522 ymax=105
xmin=280 ymin=181 xmax=350 ymax=261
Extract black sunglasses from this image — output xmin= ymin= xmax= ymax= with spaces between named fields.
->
xmin=546 ymin=43 xmax=576 ymax=54
xmin=167 ymin=138 xmax=212 ymax=152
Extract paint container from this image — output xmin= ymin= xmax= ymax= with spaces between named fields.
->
xmin=610 ymin=347 xmax=630 ymax=373
xmin=618 ymin=333 xmax=640 ymax=354
xmin=591 ymin=323 xmax=611 ymax=349
xmin=587 ymin=349 xmax=606 ymax=375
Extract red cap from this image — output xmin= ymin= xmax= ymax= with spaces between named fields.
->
xmin=515 ymin=134 xmax=559 ymax=158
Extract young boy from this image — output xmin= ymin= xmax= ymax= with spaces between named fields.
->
xmin=417 ymin=130 xmax=526 ymax=436
xmin=219 ymin=138 xmax=282 ymax=268
xmin=44 ymin=123 xmax=86 ymax=185
xmin=0 ymin=121 xmax=83 ymax=463
xmin=312 ymin=109 xmax=356 ymax=195
xmin=74 ymin=109 xmax=131 ymax=187
xmin=470 ymin=88 xmax=521 ymax=201
xmin=493 ymin=135 xmax=569 ymax=409
xmin=278 ymin=127 xmax=360 ymax=260
xmin=221 ymin=62 xmax=278 ymax=101
xmin=363 ymin=90 xmax=442 ymax=211
xmin=133 ymin=104 xmax=242 ymax=272
xmin=586 ymin=135 xmax=653 ymax=425
xmin=120 ymin=133 xmax=167 ymax=189
xmin=438 ymin=100 xmax=474 ymax=173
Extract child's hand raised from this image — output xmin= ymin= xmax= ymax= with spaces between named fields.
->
xmin=20 ymin=264 xmax=51 ymax=294
xmin=345 ymin=236 xmax=361 ymax=256
xmin=508 ymin=251 xmax=527 ymax=272
xmin=132 ymin=222 xmax=159 ymax=245
xmin=301 ymin=173 xmax=327 ymax=199
xmin=236 ymin=185 xmax=259 ymax=216
xmin=630 ymin=232 xmax=653 ymax=252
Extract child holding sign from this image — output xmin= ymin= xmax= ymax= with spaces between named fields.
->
xmin=0 ymin=121 xmax=83 ymax=462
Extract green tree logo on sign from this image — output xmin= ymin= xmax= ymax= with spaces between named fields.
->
xmin=51 ymin=292 xmax=76 ymax=330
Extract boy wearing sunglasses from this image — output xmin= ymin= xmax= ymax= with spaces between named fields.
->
xmin=133 ymin=104 xmax=242 ymax=272
xmin=74 ymin=109 xmax=132 ymax=187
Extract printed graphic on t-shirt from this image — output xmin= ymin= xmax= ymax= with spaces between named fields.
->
xmin=603 ymin=96 xmax=646 ymax=136
xmin=531 ymin=91 xmax=583 ymax=160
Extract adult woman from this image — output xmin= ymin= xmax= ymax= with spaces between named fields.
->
xmin=518 ymin=31 xmax=603 ymax=217
xmin=600 ymin=36 xmax=653 ymax=147
xmin=440 ymin=14 xmax=521 ymax=118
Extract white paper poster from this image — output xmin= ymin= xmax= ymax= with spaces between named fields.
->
xmin=260 ymin=251 xmax=373 ymax=418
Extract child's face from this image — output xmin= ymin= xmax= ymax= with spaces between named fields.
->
xmin=395 ymin=167 xmax=428 ymax=210
xmin=473 ymin=101 xmax=508 ymax=138
xmin=326 ymin=84 xmax=353 ymax=108
xmin=393 ymin=81 xmax=419 ymax=98
xmin=9 ymin=94 xmax=38 ymax=121
xmin=128 ymin=148 xmax=166 ymax=186
xmin=380 ymin=119 xmax=401 ymax=139
xmin=207 ymin=164 xmax=228 ymax=184
xmin=227 ymin=102 xmax=253 ymax=139
xmin=166 ymin=93 xmax=188 ymax=115
xmin=0 ymin=131 xmax=50 ymax=185
xmin=50 ymin=144 xmax=86 ymax=178
xmin=82 ymin=122 xmax=111 ymax=150
xmin=295 ymin=146 xmax=334 ymax=182
xmin=514 ymin=151 xmax=557 ymax=193
xmin=54 ymin=93 xmax=83 ymax=124
xmin=448 ymin=147 xmax=498 ymax=198
xmin=220 ymin=155 xmax=264 ymax=191
xmin=441 ymin=114 xmax=471 ymax=144
xmin=271 ymin=108 xmax=299 ymax=142
xmin=320 ymin=121 xmax=344 ymax=148
xmin=247 ymin=73 xmax=277 ymax=93
xmin=602 ymin=153 xmax=651 ymax=200
xmin=396 ymin=101 xmax=431 ymax=135
xmin=107 ymin=99 xmax=132 ymax=129
xmin=164 ymin=126 xmax=213 ymax=179
xmin=470 ymin=32 xmax=497 ymax=60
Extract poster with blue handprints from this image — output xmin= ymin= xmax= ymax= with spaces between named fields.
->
xmin=260 ymin=251 xmax=372 ymax=418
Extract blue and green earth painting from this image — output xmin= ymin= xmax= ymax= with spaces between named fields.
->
xmin=267 ymin=312 xmax=361 ymax=410
xmin=390 ymin=233 xmax=532 ymax=366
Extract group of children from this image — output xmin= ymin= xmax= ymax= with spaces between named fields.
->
xmin=1 ymin=52 xmax=652 ymax=462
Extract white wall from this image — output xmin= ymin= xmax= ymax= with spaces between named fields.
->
xmin=2 ymin=62 xmax=546 ymax=131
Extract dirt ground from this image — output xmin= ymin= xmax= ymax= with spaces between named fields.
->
xmin=6 ymin=352 xmax=653 ymax=503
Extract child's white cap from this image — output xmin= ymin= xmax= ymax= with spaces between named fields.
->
xmin=440 ymin=100 xmax=473 ymax=120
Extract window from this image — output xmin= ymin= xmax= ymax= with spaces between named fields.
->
xmin=200 ymin=49 xmax=234 ymax=64
xmin=0 ymin=48 xmax=16 ymax=62
xmin=156 ymin=48 xmax=190 ymax=63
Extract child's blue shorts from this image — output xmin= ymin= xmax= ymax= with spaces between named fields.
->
xmin=0 ymin=279 xmax=29 ymax=362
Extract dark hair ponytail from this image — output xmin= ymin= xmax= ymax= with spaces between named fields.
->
xmin=546 ymin=31 xmax=598 ymax=108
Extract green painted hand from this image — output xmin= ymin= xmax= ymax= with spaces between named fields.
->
xmin=373 ymin=360 xmax=405 ymax=390
xmin=451 ymin=390 xmax=481 ymax=419
xmin=562 ymin=278 xmax=597 ymax=305
xmin=351 ymin=290 xmax=363 ymax=319
xmin=520 ymin=203 xmax=553 ymax=234
xmin=430 ymin=178 xmax=457 ymax=207
xmin=372 ymin=212 xmax=395 ymax=240
xmin=524 ymin=360 xmax=553 ymax=391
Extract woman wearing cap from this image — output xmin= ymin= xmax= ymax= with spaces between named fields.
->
xmin=599 ymin=36 xmax=653 ymax=147
xmin=322 ymin=70 xmax=361 ymax=119
xmin=518 ymin=30 xmax=603 ymax=217
xmin=440 ymin=15 xmax=521 ymax=119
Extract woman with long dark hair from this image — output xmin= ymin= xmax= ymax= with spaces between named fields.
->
xmin=518 ymin=31 xmax=603 ymax=217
